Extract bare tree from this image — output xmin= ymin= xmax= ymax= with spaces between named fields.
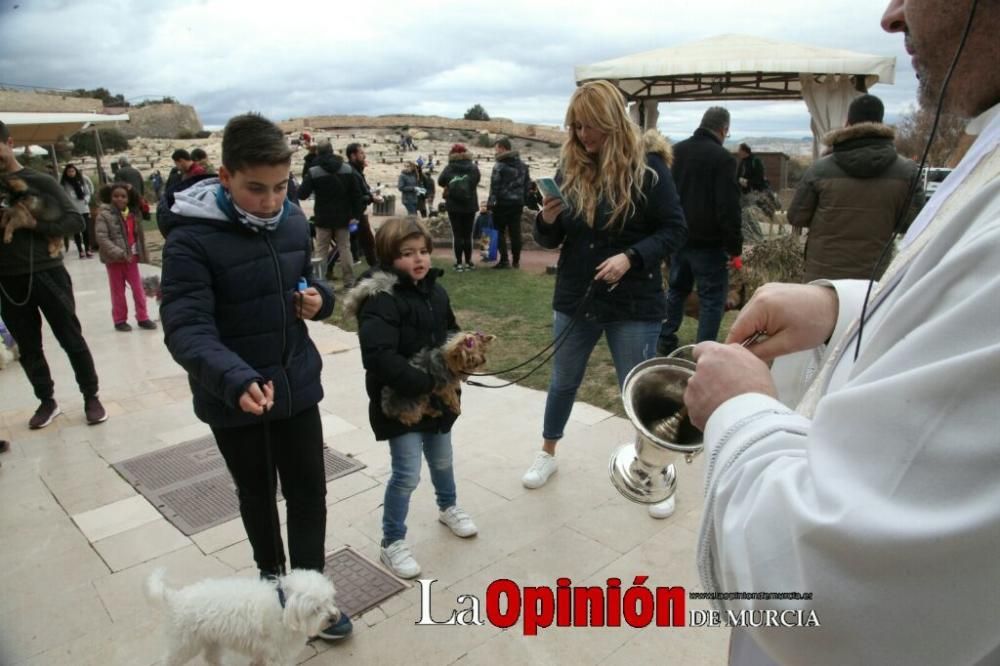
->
xmin=894 ymin=104 xmax=967 ymax=167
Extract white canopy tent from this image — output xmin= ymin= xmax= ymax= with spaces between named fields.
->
xmin=0 ymin=111 xmax=130 ymax=145
xmin=0 ymin=111 xmax=130 ymax=180
xmin=575 ymin=34 xmax=896 ymax=157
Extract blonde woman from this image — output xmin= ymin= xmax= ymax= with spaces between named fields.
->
xmin=521 ymin=81 xmax=687 ymax=500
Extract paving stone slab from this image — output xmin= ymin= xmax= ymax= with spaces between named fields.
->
xmin=113 ymin=435 xmax=365 ymax=535
xmin=324 ymin=546 xmax=408 ymax=618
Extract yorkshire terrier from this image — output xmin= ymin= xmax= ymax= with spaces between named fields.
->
xmin=382 ymin=331 xmax=495 ymax=426
xmin=1 ymin=174 xmax=65 ymax=257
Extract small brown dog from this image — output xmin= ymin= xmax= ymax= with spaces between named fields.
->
xmin=1 ymin=174 xmax=64 ymax=257
xmin=382 ymin=331 xmax=495 ymax=426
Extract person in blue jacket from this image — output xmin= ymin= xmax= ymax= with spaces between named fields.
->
xmin=159 ymin=113 xmax=351 ymax=641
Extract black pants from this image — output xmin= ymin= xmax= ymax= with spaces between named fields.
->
xmin=492 ymin=204 xmax=523 ymax=265
xmin=0 ymin=266 xmax=100 ymax=401
xmin=71 ymin=213 xmax=91 ymax=254
xmin=211 ymin=405 xmax=327 ymax=574
xmin=449 ymin=211 xmax=475 ymax=265
xmin=357 ymin=214 xmax=376 ymax=266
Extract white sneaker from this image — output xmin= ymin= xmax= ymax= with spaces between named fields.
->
xmin=439 ymin=506 xmax=478 ymax=537
xmin=648 ymin=495 xmax=676 ymax=519
xmin=380 ymin=540 xmax=421 ymax=579
xmin=522 ymin=451 xmax=558 ymax=489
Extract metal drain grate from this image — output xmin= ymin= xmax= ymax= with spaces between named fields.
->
xmin=324 ymin=546 xmax=408 ymax=618
xmin=113 ymin=435 xmax=366 ymax=535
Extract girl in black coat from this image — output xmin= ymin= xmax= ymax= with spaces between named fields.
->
xmin=344 ymin=217 xmax=478 ymax=580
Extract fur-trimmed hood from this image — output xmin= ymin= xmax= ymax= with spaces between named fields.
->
xmin=344 ymin=269 xmax=398 ymax=318
xmin=448 ymin=149 xmax=473 ymax=163
xmin=823 ymin=121 xmax=896 ymax=147
xmin=343 ymin=267 xmax=445 ymax=318
xmin=643 ymin=130 xmax=674 ymax=167
xmin=824 ymin=122 xmax=901 ymax=179
xmin=495 ymin=150 xmax=521 ymax=163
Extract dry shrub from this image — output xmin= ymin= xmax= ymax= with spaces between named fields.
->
xmin=741 ymin=206 xmax=767 ymax=244
xmin=743 ymin=230 xmax=805 ymax=294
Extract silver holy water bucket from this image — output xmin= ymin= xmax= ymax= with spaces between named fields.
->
xmin=608 ymin=355 xmax=702 ymax=504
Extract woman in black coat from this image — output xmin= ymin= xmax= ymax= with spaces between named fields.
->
xmin=437 ymin=144 xmax=481 ymax=271
xmin=520 ymin=81 xmax=687 ymax=499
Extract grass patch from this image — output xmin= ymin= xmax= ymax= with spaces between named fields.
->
xmin=325 ymin=258 xmax=734 ymax=414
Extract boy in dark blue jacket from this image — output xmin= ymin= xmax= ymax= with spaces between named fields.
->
xmin=159 ymin=113 xmax=350 ymax=640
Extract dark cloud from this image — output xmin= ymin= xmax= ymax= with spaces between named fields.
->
xmin=0 ymin=0 xmax=916 ymax=138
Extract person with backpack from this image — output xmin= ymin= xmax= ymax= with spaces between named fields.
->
xmin=297 ymin=141 xmax=364 ymax=288
xmin=437 ymin=144 xmax=481 ymax=271
xmin=482 ymin=137 xmax=530 ymax=269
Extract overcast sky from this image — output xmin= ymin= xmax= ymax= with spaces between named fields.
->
xmin=0 ymin=0 xmax=916 ymax=140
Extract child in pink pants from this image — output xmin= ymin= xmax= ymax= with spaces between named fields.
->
xmin=94 ymin=183 xmax=156 ymax=332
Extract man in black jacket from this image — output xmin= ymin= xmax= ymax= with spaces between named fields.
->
xmin=483 ymin=137 xmax=530 ymax=268
xmin=346 ymin=142 xmax=379 ymax=267
xmin=114 ymin=156 xmax=144 ymax=195
xmin=297 ymin=141 xmax=363 ymax=287
xmin=656 ymin=107 xmax=743 ymax=356
xmin=0 ymin=121 xmax=108 ymax=429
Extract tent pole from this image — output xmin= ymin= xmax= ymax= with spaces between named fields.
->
xmin=92 ymin=127 xmax=108 ymax=185
xmin=48 ymin=144 xmax=60 ymax=178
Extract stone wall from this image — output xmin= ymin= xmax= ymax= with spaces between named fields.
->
xmin=115 ymin=103 xmax=203 ymax=139
xmin=0 ymin=89 xmax=101 ymax=112
xmin=278 ymin=114 xmax=566 ymax=145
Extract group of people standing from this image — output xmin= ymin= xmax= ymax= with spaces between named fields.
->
xmin=4 ymin=3 xmax=996 ymax=661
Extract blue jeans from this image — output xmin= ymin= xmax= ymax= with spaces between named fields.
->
xmin=542 ymin=311 xmax=660 ymax=440
xmin=403 ymin=201 xmax=418 ymax=215
xmin=382 ymin=431 xmax=457 ymax=544
xmin=658 ymin=247 xmax=729 ymax=354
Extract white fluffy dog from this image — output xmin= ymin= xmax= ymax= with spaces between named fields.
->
xmin=145 ymin=568 xmax=340 ymax=666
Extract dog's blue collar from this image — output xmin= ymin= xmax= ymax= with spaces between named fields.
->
xmin=276 ymin=582 xmax=287 ymax=608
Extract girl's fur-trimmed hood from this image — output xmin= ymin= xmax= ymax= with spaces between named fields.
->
xmin=343 ymin=267 xmax=445 ymax=318
xmin=344 ymin=270 xmax=398 ymax=318
xmin=643 ymin=130 xmax=673 ymax=167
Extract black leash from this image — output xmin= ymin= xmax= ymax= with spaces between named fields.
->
xmin=260 ymin=404 xmax=286 ymax=578
xmin=466 ymin=280 xmax=604 ymax=389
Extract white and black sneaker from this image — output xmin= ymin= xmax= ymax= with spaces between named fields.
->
xmin=380 ymin=539 xmax=421 ymax=579
xmin=28 ymin=400 xmax=61 ymax=429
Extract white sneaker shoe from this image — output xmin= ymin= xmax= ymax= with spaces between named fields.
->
xmin=439 ymin=506 xmax=478 ymax=537
xmin=380 ymin=540 xmax=421 ymax=579
xmin=648 ymin=495 xmax=676 ymax=519
xmin=522 ymin=451 xmax=558 ymax=489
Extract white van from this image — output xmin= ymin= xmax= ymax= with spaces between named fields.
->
xmin=921 ymin=167 xmax=953 ymax=200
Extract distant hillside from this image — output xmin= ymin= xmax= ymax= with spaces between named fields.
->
xmin=730 ymin=137 xmax=813 ymax=156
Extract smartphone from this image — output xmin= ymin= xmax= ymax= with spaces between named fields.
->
xmin=535 ymin=177 xmax=564 ymax=202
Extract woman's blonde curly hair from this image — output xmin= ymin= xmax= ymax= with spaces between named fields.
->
xmin=559 ymin=80 xmax=653 ymax=230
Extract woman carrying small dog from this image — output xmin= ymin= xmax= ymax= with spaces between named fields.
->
xmin=345 ymin=217 xmax=478 ymax=579
xmin=94 ymin=182 xmax=157 ymax=332
xmin=521 ymin=81 xmax=688 ymax=517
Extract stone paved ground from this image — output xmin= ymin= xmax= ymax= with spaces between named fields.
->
xmin=0 ymin=253 xmax=727 ymax=665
